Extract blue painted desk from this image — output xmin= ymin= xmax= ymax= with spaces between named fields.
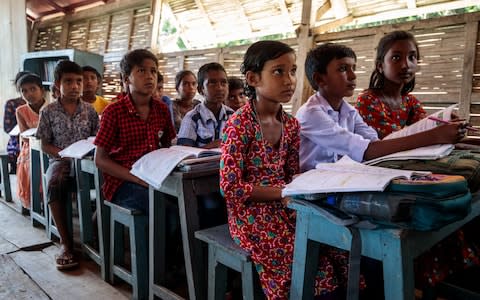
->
xmin=28 ymin=136 xmax=48 ymax=229
xmin=288 ymin=196 xmax=480 ymax=300
xmin=149 ymin=168 xmax=220 ymax=300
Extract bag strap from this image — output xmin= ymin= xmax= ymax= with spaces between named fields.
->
xmin=347 ymin=227 xmax=362 ymax=300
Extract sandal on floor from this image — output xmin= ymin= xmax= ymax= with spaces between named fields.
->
xmin=55 ymin=250 xmax=78 ymax=270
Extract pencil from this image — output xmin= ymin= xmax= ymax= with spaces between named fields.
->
xmin=427 ymin=116 xmax=479 ymax=132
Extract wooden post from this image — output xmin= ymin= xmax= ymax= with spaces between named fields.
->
xmin=291 ymin=0 xmax=313 ymax=114
xmin=458 ymin=20 xmax=478 ymax=120
xmin=59 ymin=19 xmax=70 ymax=48
xmin=150 ymin=0 xmax=163 ymax=52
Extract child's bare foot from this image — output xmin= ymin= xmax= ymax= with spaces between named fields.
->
xmin=55 ymin=246 xmax=78 ymax=270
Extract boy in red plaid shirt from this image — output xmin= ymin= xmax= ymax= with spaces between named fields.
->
xmin=94 ymin=49 xmax=176 ymax=213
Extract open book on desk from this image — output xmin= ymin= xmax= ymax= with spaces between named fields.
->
xmin=130 ymin=145 xmax=221 ymax=189
xmin=282 ymin=156 xmax=430 ymax=197
xmin=363 ymin=104 xmax=457 ymax=165
xmin=58 ymin=137 xmax=96 ymax=159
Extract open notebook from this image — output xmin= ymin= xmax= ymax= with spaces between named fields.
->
xmin=130 ymin=145 xmax=221 ymax=189
xmin=58 ymin=137 xmax=96 ymax=159
xmin=364 ymin=104 xmax=457 ymax=165
xmin=282 ymin=156 xmax=430 ymax=197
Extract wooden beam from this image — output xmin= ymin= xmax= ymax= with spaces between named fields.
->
xmin=45 ymin=0 xmax=67 ymax=13
xmin=28 ymin=21 xmax=39 ymax=51
xmin=458 ymin=21 xmax=478 ymax=120
xmin=316 ymin=0 xmax=331 ymax=21
xmin=103 ymin=14 xmax=112 ymax=53
xmin=126 ymin=9 xmax=135 ymax=50
xmin=193 ymin=0 xmax=217 ymax=42
xmin=277 ymin=0 xmax=294 ymax=28
xmin=312 ymin=15 xmax=354 ymax=34
xmin=406 ymin=0 xmax=417 ymax=9
xmin=331 ymin=0 xmax=348 ymax=19
xmin=58 ymin=19 xmax=70 ymax=48
xmin=291 ymin=0 xmax=313 ymax=114
xmin=150 ymin=0 xmax=163 ymax=52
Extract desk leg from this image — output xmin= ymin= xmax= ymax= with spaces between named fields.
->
xmin=30 ymin=148 xmax=45 ymax=227
xmin=178 ymin=179 xmax=205 ymax=300
xmin=75 ymin=159 xmax=93 ymax=245
xmin=149 ymin=187 xmax=166 ymax=299
xmin=381 ymin=234 xmax=414 ymax=300
xmin=291 ymin=212 xmax=320 ymax=299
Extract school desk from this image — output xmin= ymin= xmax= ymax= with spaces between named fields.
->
xmin=29 ymin=137 xmax=48 ymax=230
xmin=288 ymin=195 xmax=480 ymax=300
xmin=149 ymin=168 xmax=220 ymax=300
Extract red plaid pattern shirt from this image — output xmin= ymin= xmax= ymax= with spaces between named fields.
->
xmin=94 ymin=93 xmax=176 ymax=201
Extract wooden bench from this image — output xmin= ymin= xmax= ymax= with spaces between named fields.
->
xmin=0 ymin=152 xmax=12 ymax=202
xmin=29 ymin=137 xmax=48 ymax=230
xmin=75 ymin=158 xmax=110 ymax=281
xmin=104 ymin=201 xmax=148 ymax=300
xmin=195 ymin=224 xmax=263 ymax=300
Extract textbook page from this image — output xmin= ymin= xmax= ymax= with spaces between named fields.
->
xmin=170 ymin=145 xmax=221 ymax=158
xmin=364 ymin=144 xmax=454 ymax=165
xmin=282 ymin=156 xmax=430 ymax=197
xmin=58 ymin=137 xmax=96 ymax=159
xmin=384 ymin=104 xmax=457 ymax=140
xmin=130 ymin=148 xmax=194 ymax=189
xmin=20 ymin=127 xmax=37 ymax=138
xmin=8 ymin=125 xmax=19 ymax=136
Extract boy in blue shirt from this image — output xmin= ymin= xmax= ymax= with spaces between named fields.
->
xmin=296 ymin=43 xmax=463 ymax=172
xmin=177 ymin=62 xmax=234 ymax=149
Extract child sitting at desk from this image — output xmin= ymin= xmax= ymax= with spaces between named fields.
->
xmin=177 ymin=62 xmax=234 ymax=148
xmin=296 ymin=42 xmax=480 ymax=291
xmin=221 ymin=40 xmax=359 ymax=299
xmin=94 ymin=49 xmax=176 ymax=214
xmin=37 ymin=60 xmax=99 ymax=270
xmin=16 ymin=73 xmax=46 ymax=215
xmin=296 ymin=43 xmax=465 ymax=172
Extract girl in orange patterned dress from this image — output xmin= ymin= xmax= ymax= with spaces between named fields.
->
xmin=16 ymin=73 xmax=46 ymax=214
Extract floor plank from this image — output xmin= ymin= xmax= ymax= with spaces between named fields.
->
xmin=0 ymin=254 xmax=49 ymax=299
xmin=0 ymin=235 xmax=18 ymax=254
xmin=10 ymin=245 xmax=129 ymax=300
xmin=0 ymin=200 xmax=50 ymax=249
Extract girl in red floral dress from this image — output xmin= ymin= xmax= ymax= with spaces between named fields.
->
xmin=220 ymin=40 xmax=362 ymax=300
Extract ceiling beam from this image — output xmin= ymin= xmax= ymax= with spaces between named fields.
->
xmin=45 ymin=0 xmax=67 ymax=13
xmin=316 ymin=0 xmax=331 ymax=21
xmin=407 ymin=0 xmax=417 ymax=9
xmin=312 ymin=15 xmax=353 ymax=35
xmin=331 ymin=0 xmax=348 ymax=19
xmin=277 ymin=0 xmax=294 ymax=29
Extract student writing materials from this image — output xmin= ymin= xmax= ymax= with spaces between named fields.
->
xmin=282 ymin=156 xmax=429 ymax=197
xmin=130 ymin=145 xmax=221 ymax=189
xmin=58 ymin=136 xmax=96 ymax=159
xmin=427 ymin=116 xmax=478 ymax=132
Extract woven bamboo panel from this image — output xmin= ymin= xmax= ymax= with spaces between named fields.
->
xmin=102 ymin=60 xmax=122 ymax=101
xmin=67 ymin=20 xmax=89 ymax=50
xmin=346 ymin=0 xmax=407 ymax=18
xmin=86 ymin=17 xmax=109 ymax=53
xmin=158 ymin=54 xmax=182 ymax=98
xmin=107 ymin=11 xmax=131 ymax=53
xmin=34 ymin=23 xmax=63 ymax=51
xmin=130 ymin=7 xmax=152 ymax=50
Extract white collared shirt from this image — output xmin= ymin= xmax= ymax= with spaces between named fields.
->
xmin=296 ymin=92 xmax=378 ymax=172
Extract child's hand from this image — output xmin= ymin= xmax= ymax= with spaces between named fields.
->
xmin=434 ymin=122 xmax=466 ymax=144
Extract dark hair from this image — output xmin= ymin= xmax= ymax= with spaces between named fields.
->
xmin=175 ymin=70 xmax=196 ymax=91
xmin=241 ymin=40 xmax=294 ymax=98
xmin=369 ymin=30 xmax=420 ymax=95
xmin=54 ymin=60 xmax=83 ymax=82
xmin=157 ymin=71 xmax=164 ymax=83
xmin=13 ymin=71 xmax=34 ymax=91
xmin=17 ymin=73 xmax=43 ymax=91
xmin=120 ymin=49 xmax=158 ymax=78
xmin=305 ymin=43 xmax=356 ymax=90
xmin=197 ymin=62 xmax=227 ymax=93
xmin=82 ymin=65 xmax=102 ymax=81
xmin=228 ymin=77 xmax=244 ymax=92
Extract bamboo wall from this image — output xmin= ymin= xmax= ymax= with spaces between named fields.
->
xmin=30 ymin=9 xmax=480 ymax=129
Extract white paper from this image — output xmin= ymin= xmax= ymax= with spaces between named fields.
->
xmin=282 ymin=156 xmax=430 ymax=197
xmin=364 ymin=144 xmax=454 ymax=165
xmin=130 ymin=148 xmax=195 ymax=189
xmin=58 ymin=137 xmax=96 ymax=159
xmin=8 ymin=125 xmax=20 ymax=136
xmin=384 ymin=104 xmax=456 ymax=140
xmin=20 ymin=127 xmax=37 ymax=138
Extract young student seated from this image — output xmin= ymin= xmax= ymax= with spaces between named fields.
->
xmin=94 ymin=49 xmax=176 ymax=215
xmin=226 ymin=77 xmax=247 ymax=111
xmin=36 ymin=60 xmax=99 ymax=270
xmin=82 ymin=66 xmax=109 ymax=115
xmin=4 ymin=71 xmax=29 ymax=173
xmin=153 ymin=71 xmax=174 ymax=124
xmin=16 ymin=73 xmax=47 ymax=215
xmin=221 ymin=40 xmax=359 ymax=299
xmin=172 ymin=70 xmax=201 ymax=132
xmin=296 ymin=43 xmax=465 ymax=172
xmin=177 ymin=62 xmax=234 ymax=149
xmin=296 ymin=42 xmax=479 ymax=293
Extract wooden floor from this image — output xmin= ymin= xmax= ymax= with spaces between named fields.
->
xmin=0 ymin=174 xmax=131 ymax=300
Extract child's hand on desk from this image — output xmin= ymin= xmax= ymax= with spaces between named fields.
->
xmin=432 ymin=122 xmax=466 ymax=144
